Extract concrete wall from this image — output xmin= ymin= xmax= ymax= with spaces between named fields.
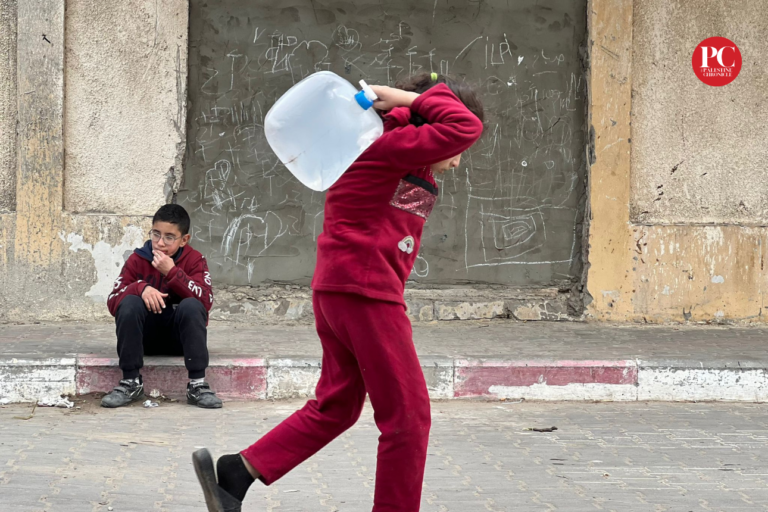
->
xmin=585 ymin=0 xmax=768 ymax=323
xmin=64 ymin=0 xmax=188 ymax=214
xmin=183 ymin=0 xmax=588 ymax=291
xmin=631 ymin=0 xmax=768 ymax=224
xmin=0 ymin=0 xmax=186 ymax=323
xmin=1 ymin=0 xmax=766 ymax=325
xmin=0 ymin=0 xmax=15 ymax=212
xmin=0 ymin=0 xmax=575 ymax=324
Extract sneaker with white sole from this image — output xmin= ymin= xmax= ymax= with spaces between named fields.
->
xmin=187 ymin=381 xmax=223 ymax=409
xmin=101 ymin=376 xmax=144 ymax=408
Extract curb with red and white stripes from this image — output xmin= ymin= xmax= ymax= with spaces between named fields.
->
xmin=1 ymin=355 xmax=767 ymax=404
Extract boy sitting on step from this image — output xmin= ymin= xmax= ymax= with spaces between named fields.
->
xmin=103 ymin=204 xmax=221 ymax=409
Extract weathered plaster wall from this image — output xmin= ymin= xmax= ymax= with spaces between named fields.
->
xmin=211 ymin=285 xmax=574 ymax=325
xmin=0 ymin=0 xmax=576 ymax=325
xmin=0 ymin=214 xmax=15 ymax=317
xmin=631 ymin=0 xmax=768 ymax=224
xmin=0 ymin=0 xmax=187 ymax=323
xmin=629 ymin=225 xmax=766 ymax=322
xmin=1 ymin=216 xmax=153 ymax=323
xmin=583 ymin=0 xmax=635 ymax=321
xmin=63 ymin=0 xmax=188 ymax=214
xmin=586 ymin=0 xmax=768 ymax=324
xmin=0 ymin=0 xmax=16 ymax=211
xmin=2 ymin=0 xmax=765 ymax=325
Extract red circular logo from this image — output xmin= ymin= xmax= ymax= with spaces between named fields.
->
xmin=693 ymin=37 xmax=742 ymax=87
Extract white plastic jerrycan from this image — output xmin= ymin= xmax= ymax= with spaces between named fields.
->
xmin=265 ymin=71 xmax=383 ymax=191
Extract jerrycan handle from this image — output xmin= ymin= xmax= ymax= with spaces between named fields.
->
xmin=354 ymin=80 xmax=378 ymax=110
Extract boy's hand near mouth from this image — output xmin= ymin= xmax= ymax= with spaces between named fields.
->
xmin=152 ymin=249 xmax=176 ymax=276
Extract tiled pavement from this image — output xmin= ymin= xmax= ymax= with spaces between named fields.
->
xmin=1 ymin=399 xmax=768 ymax=511
xmin=2 ymin=321 xmax=768 ymax=362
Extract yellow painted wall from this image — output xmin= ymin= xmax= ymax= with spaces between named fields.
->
xmin=585 ymin=0 xmax=767 ymax=323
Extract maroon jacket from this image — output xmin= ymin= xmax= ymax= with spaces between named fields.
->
xmin=107 ymin=240 xmax=213 ymax=319
xmin=311 ymin=84 xmax=484 ymax=305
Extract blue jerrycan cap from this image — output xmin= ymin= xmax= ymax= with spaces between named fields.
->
xmin=354 ymin=80 xmax=378 ymax=110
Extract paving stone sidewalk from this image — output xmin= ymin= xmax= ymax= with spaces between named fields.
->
xmin=2 ymin=320 xmax=767 ymax=362
xmin=1 ymin=399 xmax=768 ymax=511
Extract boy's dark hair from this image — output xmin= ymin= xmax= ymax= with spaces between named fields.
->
xmin=394 ymin=73 xmax=485 ymax=128
xmin=153 ymin=204 xmax=191 ymax=235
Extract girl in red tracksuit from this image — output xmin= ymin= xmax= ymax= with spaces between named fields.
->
xmin=193 ymin=73 xmax=485 ymax=512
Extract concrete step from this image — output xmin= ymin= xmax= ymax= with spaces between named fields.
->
xmin=3 ymin=354 xmax=767 ymax=404
xmin=4 ymin=322 xmax=768 ymax=404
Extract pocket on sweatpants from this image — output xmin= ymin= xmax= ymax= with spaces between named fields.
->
xmin=390 ymin=175 xmax=438 ymax=220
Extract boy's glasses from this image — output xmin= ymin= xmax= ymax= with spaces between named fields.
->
xmin=149 ymin=230 xmax=181 ymax=245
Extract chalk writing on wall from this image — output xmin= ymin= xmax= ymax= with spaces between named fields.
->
xmin=181 ymin=0 xmax=587 ymax=287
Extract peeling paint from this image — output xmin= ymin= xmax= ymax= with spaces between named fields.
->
xmin=703 ymin=227 xmax=725 ymax=248
xmin=435 ymin=301 xmax=505 ymax=321
xmin=266 ymin=359 xmax=320 ymax=399
xmin=510 ymin=302 xmax=572 ymax=322
xmin=592 ymin=224 xmax=767 ymax=323
xmin=426 ymin=369 xmax=455 ymax=399
xmin=0 ymin=358 xmax=77 ymax=403
xmin=60 ymin=225 xmax=145 ymax=303
xmin=638 ymin=368 xmax=768 ymax=402
xmin=513 ymin=305 xmax=543 ymax=321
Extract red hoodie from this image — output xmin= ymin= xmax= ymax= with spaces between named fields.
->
xmin=311 ymin=84 xmax=484 ymax=306
xmin=107 ymin=240 xmax=213 ymax=319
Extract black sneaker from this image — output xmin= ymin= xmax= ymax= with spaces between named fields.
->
xmin=193 ymin=449 xmax=242 ymax=512
xmin=187 ymin=381 xmax=223 ymax=409
xmin=101 ymin=377 xmax=144 ymax=408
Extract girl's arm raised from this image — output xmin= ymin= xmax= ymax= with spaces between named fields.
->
xmin=369 ymin=86 xmax=420 ymax=111
xmin=371 ymin=83 xmax=484 ymax=169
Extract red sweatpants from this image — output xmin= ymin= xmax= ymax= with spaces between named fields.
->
xmin=241 ymin=291 xmax=431 ymax=511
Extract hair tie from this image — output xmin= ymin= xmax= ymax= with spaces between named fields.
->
xmin=430 ymin=72 xmax=438 ymax=82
